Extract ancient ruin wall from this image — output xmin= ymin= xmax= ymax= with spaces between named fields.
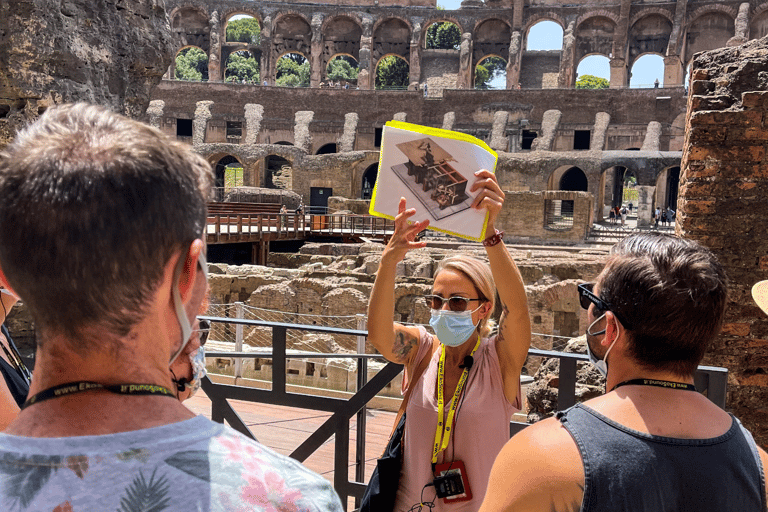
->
xmin=0 ymin=0 xmax=174 ymax=147
xmin=680 ymin=36 xmax=768 ymax=447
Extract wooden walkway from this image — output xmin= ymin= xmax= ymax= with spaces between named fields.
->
xmin=184 ymin=389 xmax=394 ymax=507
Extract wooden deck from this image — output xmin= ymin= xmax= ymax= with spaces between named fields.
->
xmin=184 ymin=389 xmax=395 ymax=507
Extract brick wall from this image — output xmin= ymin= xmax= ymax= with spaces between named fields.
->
xmin=497 ymin=190 xmax=592 ymax=243
xmin=680 ymin=37 xmax=768 ymax=447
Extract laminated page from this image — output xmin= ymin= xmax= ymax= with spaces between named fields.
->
xmin=369 ymin=121 xmax=498 ymax=242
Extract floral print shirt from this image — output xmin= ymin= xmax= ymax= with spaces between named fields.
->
xmin=0 ymin=415 xmax=343 ymax=512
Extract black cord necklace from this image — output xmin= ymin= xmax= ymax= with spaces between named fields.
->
xmin=22 ymin=381 xmax=176 ymax=409
xmin=612 ymin=378 xmax=697 ymax=392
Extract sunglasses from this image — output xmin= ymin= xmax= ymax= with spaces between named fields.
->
xmin=197 ymin=319 xmax=210 ymax=346
xmin=577 ymin=283 xmax=633 ymax=330
xmin=425 ymin=295 xmax=482 ymax=312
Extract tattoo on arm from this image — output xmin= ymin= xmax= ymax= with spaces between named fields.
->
xmin=393 ymin=330 xmax=417 ymax=362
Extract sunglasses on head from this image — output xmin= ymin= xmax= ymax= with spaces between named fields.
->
xmin=425 ymin=294 xmax=482 ymax=312
xmin=577 ymin=283 xmax=633 ymax=330
xmin=197 ymin=319 xmax=210 ymax=346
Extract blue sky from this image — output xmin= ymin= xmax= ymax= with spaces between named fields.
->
xmin=438 ymin=0 xmax=662 ymax=87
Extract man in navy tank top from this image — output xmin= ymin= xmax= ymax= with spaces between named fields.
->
xmin=480 ymin=233 xmax=767 ymax=512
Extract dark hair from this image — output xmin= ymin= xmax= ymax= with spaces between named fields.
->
xmin=598 ymin=233 xmax=728 ymax=376
xmin=0 ymin=103 xmax=212 ymax=346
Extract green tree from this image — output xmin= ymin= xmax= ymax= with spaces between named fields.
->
xmin=175 ymin=47 xmax=209 ymax=81
xmin=575 ymin=74 xmax=610 ymax=89
xmin=426 ymin=22 xmax=461 ymax=50
xmin=375 ymin=55 xmax=409 ymax=89
xmin=475 ymin=56 xmax=506 ymax=89
xmin=326 ymin=56 xmax=359 ymax=81
xmin=276 ymin=53 xmax=309 ymax=87
xmin=225 ymin=51 xmax=260 ymax=83
xmin=226 ymin=17 xmax=261 ymax=44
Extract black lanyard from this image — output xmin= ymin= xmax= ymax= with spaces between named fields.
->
xmin=22 ymin=381 xmax=176 ymax=409
xmin=612 ymin=378 xmax=697 ymax=392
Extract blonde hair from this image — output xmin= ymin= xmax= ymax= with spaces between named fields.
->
xmin=434 ymin=254 xmax=497 ymax=338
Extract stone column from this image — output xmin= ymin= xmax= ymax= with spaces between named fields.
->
xmin=635 ymin=185 xmax=654 ymax=228
xmin=664 ymin=56 xmax=684 ymax=87
xmin=294 ymin=111 xmax=314 ymax=153
xmin=193 ymin=100 xmax=213 ymax=146
xmin=458 ymin=32 xmax=473 ymax=89
xmin=558 ymin=22 xmax=576 ymax=88
xmin=506 ymin=31 xmax=522 ymax=89
xmin=490 ymin=111 xmax=509 ymax=152
xmin=310 ymin=13 xmax=324 ymax=88
xmin=609 ymin=58 xmax=627 ymax=88
xmin=208 ymin=11 xmax=222 ymax=81
xmin=146 ymin=100 xmax=165 ymax=129
xmin=358 ymin=15 xmax=374 ymax=90
xmin=244 ymin=104 xmax=264 ymax=145
xmin=727 ymin=3 xmax=750 ymax=46
xmin=339 ymin=113 xmax=359 ymax=153
xmin=409 ymin=22 xmax=423 ymax=91
xmin=641 ymin=121 xmax=662 ymax=151
xmin=590 ymin=112 xmax=610 ymax=151
xmin=261 ymin=16 xmax=272 ymax=85
xmin=531 ymin=110 xmax=561 ymax=151
xmin=442 ymin=112 xmax=455 ymax=131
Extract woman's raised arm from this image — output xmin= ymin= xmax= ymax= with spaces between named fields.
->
xmin=367 ymin=198 xmax=429 ymax=366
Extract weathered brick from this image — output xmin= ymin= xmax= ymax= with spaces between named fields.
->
xmin=741 ymin=91 xmax=768 ymax=108
xmin=721 ymin=322 xmax=752 ymax=337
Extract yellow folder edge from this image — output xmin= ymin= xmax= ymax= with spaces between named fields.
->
xmin=368 ymin=120 xmax=499 ymax=243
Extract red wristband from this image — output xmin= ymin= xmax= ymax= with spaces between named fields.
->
xmin=482 ymin=229 xmax=504 ymax=247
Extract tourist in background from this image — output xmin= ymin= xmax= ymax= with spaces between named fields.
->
xmin=367 ymin=170 xmax=531 ymax=511
xmin=480 ymin=233 xmax=767 ymax=512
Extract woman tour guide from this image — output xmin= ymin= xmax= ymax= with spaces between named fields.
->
xmin=367 ymin=170 xmax=531 ymax=511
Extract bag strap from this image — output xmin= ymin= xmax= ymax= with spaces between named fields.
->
xmin=389 ymin=334 xmax=439 ymax=438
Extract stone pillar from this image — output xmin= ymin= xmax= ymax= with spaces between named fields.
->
xmin=680 ymin=38 xmax=768 ymax=446
xmin=193 ymin=100 xmax=213 ymax=146
xmin=558 ymin=22 xmax=576 ymax=88
xmin=641 ymin=121 xmax=662 ymax=151
xmin=609 ymin=58 xmax=627 ymax=88
xmin=490 ymin=111 xmax=509 ymax=152
xmin=506 ymin=31 xmax=522 ymax=89
xmin=393 ymin=112 xmax=407 ymax=122
xmin=458 ymin=32 xmax=473 ymax=89
xmin=339 ymin=113 xmax=359 ymax=153
xmin=590 ymin=112 xmax=610 ymax=151
xmin=409 ymin=22 xmax=423 ymax=91
xmin=358 ymin=17 xmax=374 ymax=90
xmin=531 ymin=110 xmax=561 ymax=151
xmin=208 ymin=11 xmax=222 ymax=81
xmin=146 ymin=100 xmax=164 ymax=129
xmin=635 ymin=185 xmax=654 ymax=228
xmin=442 ymin=112 xmax=455 ymax=131
xmin=294 ymin=111 xmax=314 ymax=152
xmin=310 ymin=13 xmax=323 ymax=88
xmin=727 ymin=3 xmax=750 ymax=47
xmin=261 ymin=16 xmax=272 ymax=86
xmin=663 ymin=56 xmax=684 ymax=87
xmin=244 ymin=103 xmax=264 ymax=145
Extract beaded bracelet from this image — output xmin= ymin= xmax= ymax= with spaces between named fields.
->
xmin=482 ymin=229 xmax=504 ymax=247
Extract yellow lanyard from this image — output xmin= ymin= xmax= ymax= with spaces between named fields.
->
xmin=431 ymin=336 xmax=482 ymax=465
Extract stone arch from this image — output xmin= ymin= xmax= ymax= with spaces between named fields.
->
xmin=629 ymin=8 xmax=675 ymax=30
xmin=654 ymin=165 xmax=680 ymax=211
xmin=361 ymin=163 xmax=378 ymax=200
xmin=212 ymin=155 xmax=244 ymax=193
xmin=324 ymin=53 xmax=359 ymax=85
xmin=275 ymin=51 xmax=309 ymax=86
xmin=575 ymin=9 xmax=620 ymax=28
xmin=316 ymin=143 xmax=337 ymax=154
xmin=547 ymin=165 xmax=587 ymax=191
xmin=223 ymin=11 xmax=263 ymax=32
xmin=684 ymin=11 xmax=735 ymax=64
xmin=170 ymin=6 xmax=211 ymax=53
xmin=224 ymin=49 xmax=259 ymax=83
xmin=474 ymin=54 xmax=508 ymax=89
xmin=473 ymin=18 xmax=511 ymax=62
xmin=686 ymin=4 xmax=737 ymax=24
xmin=264 ymin=153 xmax=295 ymax=189
xmin=423 ymin=19 xmax=463 ymax=50
xmin=173 ymin=46 xmax=209 ymax=81
xmin=628 ymin=14 xmax=673 ymax=66
xmin=373 ymin=17 xmax=412 ymax=62
xmin=750 ymin=4 xmax=768 ymax=40
xmin=322 ymin=15 xmax=363 ymax=67
xmin=575 ymin=16 xmax=616 ymax=63
xmin=374 ymin=54 xmax=410 ymax=89
xmin=524 ymin=15 xmax=566 ymax=37
xmin=272 ymin=12 xmax=312 ymax=58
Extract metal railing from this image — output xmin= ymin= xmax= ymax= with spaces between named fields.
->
xmin=199 ymin=315 xmax=728 ymax=510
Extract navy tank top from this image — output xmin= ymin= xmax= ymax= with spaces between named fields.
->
xmin=558 ymin=403 xmax=766 ymax=512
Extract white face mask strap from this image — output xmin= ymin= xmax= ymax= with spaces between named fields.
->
xmin=169 ymin=248 xmax=207 ymax=365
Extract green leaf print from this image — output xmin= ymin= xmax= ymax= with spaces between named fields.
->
xmin=164 ymin=451 xmax=210 ymax=482
xmin=116 ymin=468 xmax=171 ymax=512
xmin=0 ymin=453 xmax=62 ymax=510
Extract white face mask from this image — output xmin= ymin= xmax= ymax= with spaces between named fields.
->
xmin=585 ymin=313 xmax=618 ymax=377
xmin=170 ymin=249 xmax=208 ymax=365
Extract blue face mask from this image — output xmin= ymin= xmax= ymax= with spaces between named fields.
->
xmin=186 ymin=345 xmax=207 ymax=397
xmin=429 ymin=307 xmax=481 ymax=347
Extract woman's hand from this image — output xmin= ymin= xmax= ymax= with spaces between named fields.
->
xmin=470 ymin=169 xmax=505 ymax=233
xmin=381 ymin=197 xmax=430 ymax=264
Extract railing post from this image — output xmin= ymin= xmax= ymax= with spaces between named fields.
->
xmin=355 ymin=314 xmax=368 ymax=505
xmin=234 ymin=302 xmax=244 ymax=380
xmin=273 ymin=325 xmax=287 ymax=396
xmin=557 ymin=356 xmax=578 ymax=411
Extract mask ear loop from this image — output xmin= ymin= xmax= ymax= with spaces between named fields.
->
xmin=169 ymin=249 xmax=208 ymax=365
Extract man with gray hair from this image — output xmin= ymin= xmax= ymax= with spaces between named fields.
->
xmin=0 ymin=103 xmax=342 ymax=511
xmin=480 ymin=233 xmax=767 ymax=512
